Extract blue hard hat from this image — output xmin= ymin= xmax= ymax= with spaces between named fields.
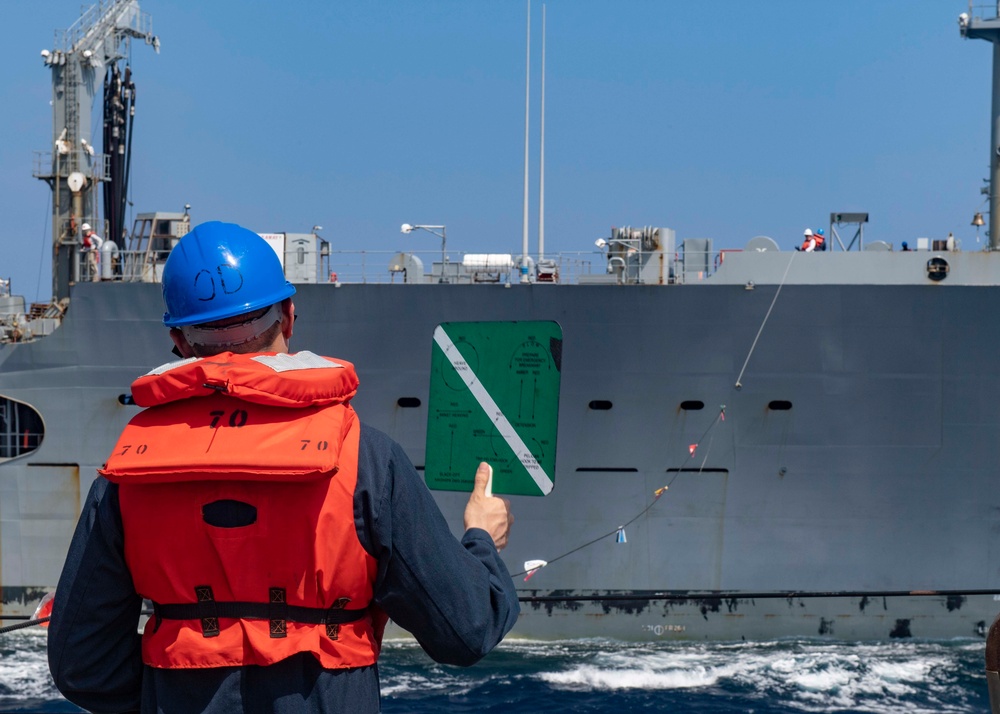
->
xmin=162 ymin=221 xmax=296 ymax=327
xmin=816 ymin=229 xmax=825 ymax=236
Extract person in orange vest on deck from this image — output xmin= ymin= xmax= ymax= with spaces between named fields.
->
xmin=813 ymin=228 xmax=826 ymax=251
xmin=799 ymin=228 xmax=816 ymax=252
xmin=49 ymin=221 xmax=519 ymax=713
xmin=80 ymin=222 xmax=104 ymax=280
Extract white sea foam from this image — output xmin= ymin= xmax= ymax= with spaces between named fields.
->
xmin=515 ymin=639 xmax=981 ymax=713
xmin=727 ymin=642 xmax=970 ymax=713
xmin=869 ymin=657 xmax=935 ymax=682
xmin=380 ymin=671 xmax=462 ymax=698
xmin=541 ymin=662 xmax=718 ymax=690
xmin=787 ymin=667 xmax=854 ymax=692
xmin=0 ymin=630 xmax=57 ymax=699
xmin=0 ymin=633 xmax=985 ymax=712
xmin=378 ymin=642 xmax=486 ymax=698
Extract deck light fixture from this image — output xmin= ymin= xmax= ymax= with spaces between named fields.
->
xmin=401 ymin=223 xmax=448 ymax=283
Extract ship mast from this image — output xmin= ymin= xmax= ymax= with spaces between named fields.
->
xmin=538 ymin=4 xmax=546 ymax=263
xmin=521 ymin=0 xmax=531 ymax=281
xmin=34 ymin=0 xmax=158 ymax=301
xmin=961 ymin=2 xmax=1000 ymax=250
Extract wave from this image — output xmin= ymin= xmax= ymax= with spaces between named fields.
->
xmin=0 ymin=634 xmax=989 ymax=713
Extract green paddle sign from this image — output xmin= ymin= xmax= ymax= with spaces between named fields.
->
xmin=425 ymin=321 xmax=562 ymax=496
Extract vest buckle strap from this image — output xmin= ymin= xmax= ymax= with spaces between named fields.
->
xmin=269 ymin=587 xmax=287 ymax=639
xmin=325 ymin=597 xmax=351 ymax=640
xmin=150 ymin=602 xmax=163 ymax=633
xmin=195 ymin=585 xmax=220 ymax=638
xmin=152 ymin=596 xmax=368 ymax=633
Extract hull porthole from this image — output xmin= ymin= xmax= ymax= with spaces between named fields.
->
xmin=0 ymin=395 xmax=44 ymax=461
xmin=926 ymin=257 xmax=949 ymax=281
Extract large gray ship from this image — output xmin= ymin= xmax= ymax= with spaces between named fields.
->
xmin=4 ymin=1 xmax=1000 ymax=642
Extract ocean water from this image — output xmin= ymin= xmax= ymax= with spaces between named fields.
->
xmin=0 ymin=628 xmax=991 ymax=713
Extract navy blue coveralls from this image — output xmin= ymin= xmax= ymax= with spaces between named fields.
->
xmin=48 ymin=425 xmax=520 ymax=713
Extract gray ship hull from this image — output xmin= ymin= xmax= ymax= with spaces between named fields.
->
xmin=2 ymin=276 xmax=999 ymax=641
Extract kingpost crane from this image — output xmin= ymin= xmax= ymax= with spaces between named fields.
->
xmin=34 ymin=0 xmax=158 ymax=301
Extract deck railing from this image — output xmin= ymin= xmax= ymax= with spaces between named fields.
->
xmin=77 ymin=247 xmax=717 ymax=286
xmin=81 ymin=249 xmax=611 ymax=286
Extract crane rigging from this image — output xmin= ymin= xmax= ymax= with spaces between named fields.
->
xmin=33 ymin=0 xmax=158 ymax=301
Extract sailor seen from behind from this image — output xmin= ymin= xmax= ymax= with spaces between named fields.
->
xmin=48 ymin=220 xmax=519 ymax=713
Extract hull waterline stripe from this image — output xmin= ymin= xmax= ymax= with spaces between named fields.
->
xmin=433 ymin=325 xmax=553 ymax=494
xmin=516 ymin=588 xmax=1000 ymax=603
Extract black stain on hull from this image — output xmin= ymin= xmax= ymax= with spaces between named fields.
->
xmin=660 ymin=596 xmax=749 ymax=617
xmin=514 ymin=590 xmax=998 ymax=633
xmin=946 ymin=595 xmax=966 ymax=612
xmin=857 ymin=596 xmax=888 ymax=612
xmin=890 ymin=619 xmax=912 ymax=638
xmin=819 ymin=617 xmax=834 ymax=636
xmin=784 ymin=596 xmax=807 ymax=609
xmin=599 ymin=593 xmax=650 ymax=616
xmin=0 ymin=586 xmax=50 ymax=608
xmin=698 ymin=598 xmax=723 ymax=620
xmin=525 ymin=590 xmax=583 ymax=616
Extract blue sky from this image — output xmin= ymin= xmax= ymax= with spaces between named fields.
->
xmin=1 ymin=1 xmax=993 ymax=303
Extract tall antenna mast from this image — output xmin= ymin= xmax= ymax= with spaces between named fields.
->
xmin=961 ymin=3 xmax=1000 ymax=250
xmin=538 ymin=4 xmax=546 ymax=262
xmin=521 ymin=0 xmax=531 ymax=282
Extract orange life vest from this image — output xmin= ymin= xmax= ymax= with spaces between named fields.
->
xmin=100 ymin=351 xmax=383 ymax=670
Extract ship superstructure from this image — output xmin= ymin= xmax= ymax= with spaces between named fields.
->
xmin=4 ymin=3 xmax=1000 ymax=641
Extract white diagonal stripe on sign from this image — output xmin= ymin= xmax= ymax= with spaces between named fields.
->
xmin=433 ymin=325 xmax=553 ymax=495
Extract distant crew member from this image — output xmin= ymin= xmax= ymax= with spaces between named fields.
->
xmin=814 ymin=229 xmax=826 ymax=252
xmin=901 ymin=241 xmax=911 ymax=251
xmin=80 ymin=223 xmax=104 ymax=282
xmin=799 ymin=228 xmax=816 ymax=252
